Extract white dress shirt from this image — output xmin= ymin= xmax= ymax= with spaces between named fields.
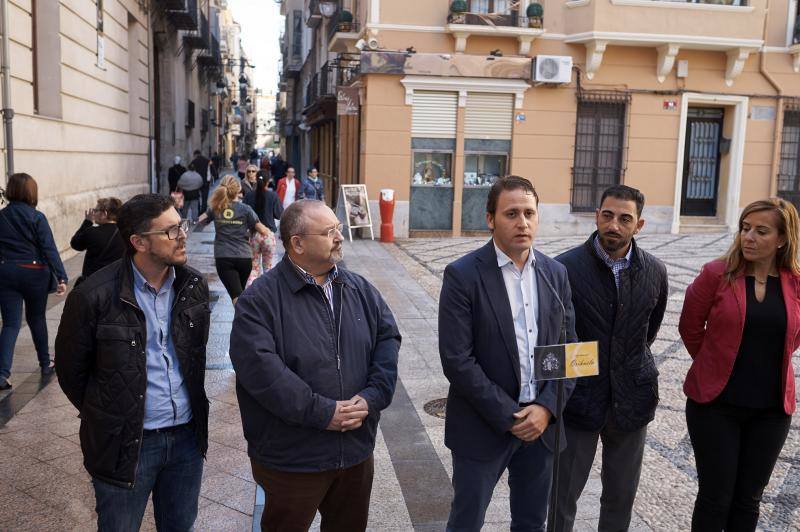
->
xmin=495 ymin=244 xmax=539 ymax=403
xmin=283 ymin=178 xmax=296 ymax=209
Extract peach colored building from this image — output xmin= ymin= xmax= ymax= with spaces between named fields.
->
xmin=281 ymin=0 xmax=800 ymax=237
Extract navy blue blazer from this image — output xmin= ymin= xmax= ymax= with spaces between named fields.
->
xmin=439 ymin=240 xmax=577 ymax=458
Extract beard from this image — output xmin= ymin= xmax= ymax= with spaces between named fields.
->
xmin=329 ymin=246 xmax=344 ymax=264
xmin=152 ymin=245 xmax=188 ymax=267
xmin=599 ymin=233 xmax=630 ymax=253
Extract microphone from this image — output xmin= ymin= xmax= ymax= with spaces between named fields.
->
xmin=538 ymin=268 xmax=567 ymax=345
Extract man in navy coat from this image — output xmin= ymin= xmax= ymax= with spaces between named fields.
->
xmin=439 ymin=176 xmax=577 ymax=531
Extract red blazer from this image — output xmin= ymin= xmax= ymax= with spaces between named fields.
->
xmin=679 ymin=259 xmax=800 ymax=415
xmin=276 ymin=177 xmax=302 ymax=204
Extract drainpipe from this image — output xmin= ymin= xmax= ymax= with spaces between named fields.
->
xmin=1 ymin=0 xmax=14 ymax=184
xmin=759 ymin=0 xmax=784 ymax=197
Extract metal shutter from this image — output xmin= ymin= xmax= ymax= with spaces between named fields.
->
xmin=412 ymin=91 xmax=458 ymax=139
xmin=464 ymin=93 xmax=514 ymax=140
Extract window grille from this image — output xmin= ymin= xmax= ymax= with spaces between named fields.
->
xmin=778 ymin=110 xmax=800 ymax=210
xmin=571 ymin=98 xmax=627 ymax=212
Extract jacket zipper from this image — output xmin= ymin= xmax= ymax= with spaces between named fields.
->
xmin=315 ymin=283 xmax=345 ymax=469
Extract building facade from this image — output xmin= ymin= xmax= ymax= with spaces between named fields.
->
xmin=280 ymin=0 xmax=800 ymax=237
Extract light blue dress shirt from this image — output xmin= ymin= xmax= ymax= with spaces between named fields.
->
xmin=131 ymin=262 xmax=193 ymax=430
xmin=592 ymin=235 xmax=633 ymax=289
xmin=495 ymin=245 xmax=539 ymax=403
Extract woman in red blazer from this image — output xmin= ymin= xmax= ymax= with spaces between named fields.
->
xmin=679 ymin=198 xmax=800 ymax=532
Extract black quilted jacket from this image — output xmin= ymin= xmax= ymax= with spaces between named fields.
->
xmin=556 ymin=233 xmax=668 ymax=432
xmin=55 ymin=259 xmax=211 ymax=488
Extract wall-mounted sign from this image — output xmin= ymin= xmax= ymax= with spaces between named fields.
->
xmin=515 ymin=113 xmax=526 ymax=122
xmin=337 ymin=86 xmax=360 ymax=116
xmin=663 ymin=100 xmax=677 ymax=111
xmin=752 ymin=105 xmax=776 ymax=121
xmin=360 ymin=51 xmax=531 ymax=80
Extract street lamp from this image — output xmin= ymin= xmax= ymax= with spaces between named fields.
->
xmin=319 ymin=1 xmax=337 ymax=18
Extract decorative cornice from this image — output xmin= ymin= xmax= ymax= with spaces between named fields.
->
xmin=564 ymin=31 xmax=763 ymax=50
xmin=566 ymin=0 xmax=592 ymax=7
xmin=584 ymin=40 xmax=608 ymax=80
xmin=790 ymin=44 xmax=800 ymax=73
xmin=444 ymin=23 xmax=545 ymax=56
xmin=656 ymin=43 xmax=680 ymax=83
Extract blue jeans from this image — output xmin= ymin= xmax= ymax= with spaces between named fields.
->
xmin=92 ymin=423 xmax=203 ymax=532
xmin=447 ymin=438 xmax=554 ymax=532
xmin=0 ymin=262 xmax=51 ymax=379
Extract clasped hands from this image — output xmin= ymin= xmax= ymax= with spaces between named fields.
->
xmin=511 ymin=404 xmax=552 ymax=442
xmin=326 ymin=394 xmax=369 ymax=432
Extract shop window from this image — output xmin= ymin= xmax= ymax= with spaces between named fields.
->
xmin=464 ymin=153 xmax=507 ymax=187
xmin=412 ymin=151 xmax=453 ymax=186
xmin=410 ymin=139 xmax=454 ymax=231
xmin=778 ymin=110 xmax=800 ymax=209
xmin=571 ymin=99 xmax=626 ymax=212
xmin=462 ymin=139 xmax=510 ymax=230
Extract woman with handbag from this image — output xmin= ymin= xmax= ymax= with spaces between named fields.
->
xmin=0 ymin=173 xmax=68 ymax=390
xmin=69 ymin=197 xmax=125 ymax=286
xmin=679 ymin=198 xmax=800 ymax=531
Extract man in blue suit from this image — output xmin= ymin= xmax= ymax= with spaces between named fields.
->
xmin=439 ymin=176 xmax=577 ymax=531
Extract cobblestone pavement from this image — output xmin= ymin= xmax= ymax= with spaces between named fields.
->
xmin=391 ymin=232 xmax=800 ymax=531
xmin=2 ymin=229 xmax=799 ymax=531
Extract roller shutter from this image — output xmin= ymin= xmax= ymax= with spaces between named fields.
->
xmin=412 ymin=91 xmax=458 ymax=138
xmin=465 ymin=93 xmax=514 ymax=140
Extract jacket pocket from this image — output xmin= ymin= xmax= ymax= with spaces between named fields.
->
xmin=79 ymin=401 xmax=124 ymax=476
xmin=95 ymin=324 xmax=137 ymax=371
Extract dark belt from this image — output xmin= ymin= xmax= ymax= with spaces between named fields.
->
xmin=143 ymin=421 xmax=192 ymax=435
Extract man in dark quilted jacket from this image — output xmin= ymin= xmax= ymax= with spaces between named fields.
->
xmin=553 ymin=185 xmax=669 ymax=532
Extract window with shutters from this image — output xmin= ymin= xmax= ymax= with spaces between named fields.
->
xmin=571 ymin=99 xmax=627 ymax=212
xmin=463 ymin=93 xmax=513 ymax=188
xmin=778 ymin=110 xmax=800 ymax=210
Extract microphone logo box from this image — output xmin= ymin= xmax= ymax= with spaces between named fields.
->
xmin=534 ymin=341 xmax=599 ymax=381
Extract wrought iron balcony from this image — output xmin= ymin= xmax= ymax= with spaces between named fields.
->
xmin=304 ymin=59 xmax=361 ymax=110
xmin=198 ymin=35 xmax=222 ymax=69
xmin=184 ymin=11 xmax=210 ymax=50
xmin=307 ymin=0 xmax=322 ymax=28
xmin=165 ymin=0 xmax=199 ymax=31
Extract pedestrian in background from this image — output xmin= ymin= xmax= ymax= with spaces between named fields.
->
xmin=191 ymin=150 xmax=212 ymax=214
xmin=679 ymin=198 xmax=800 ymax=532
xmin=302 ymin=167 xmax=325 ymax=202
xmin=0 ymin=173 xmax=67 ymax=390
xmin=276 ymin=166 xmax=303 ymax=210
xmin=197 ymin=175 xmax=271 ymax=304
xmin=229 ymin=200 xmax=401 ymax=532
xmin=237 ymin=154 xmax=249 ymax=179
xmin=244 ymin=175 xmax=283 ymax=235
xmin=439 ymin=176 xmax=577 ymax=531
xmin=177 ymin=164 xmax=204 ymax=222
xmin=554 ymin=185 xmax=669 ymax=532
xmin=241 ymin=165 xmax=259 ymax=196
xmin=168 ymin=156 xmax=186 ymax=193
xmin=56 ymin=194 xmax=210 ymax=531
xmin=69 ymin=197 xmax=125 ymax=287
xmin=245 ymin=229 xmax=276 ymax=289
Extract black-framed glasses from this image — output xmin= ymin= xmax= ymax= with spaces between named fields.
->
xmin=247 ymin=170 xmax=257 ymax=173
xmin=139 ymin=219 xmax=190 ymax=240
xmin=295 ymin=223 xmax=344 ymax=239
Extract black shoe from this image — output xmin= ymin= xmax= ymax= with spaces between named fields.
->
xmin=41 ymin=363 xmax=55 ymax=376
xmin=0 ymin=378 xmax=11 ymax=390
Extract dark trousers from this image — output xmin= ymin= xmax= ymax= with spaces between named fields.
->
xmin=250 ymin=455 xmax=374 ymax=532
xmin=200 ymin=181 xmax=210 ymax=213
xmin=447 ymin=438 xmax=553 ymax=532
xmin=686 ymin=399 xmax=791 ymax=532
xmin=0 ymin=262 xmax=51 ymax=379
xmin=92 ymin=424 xmax=203 ymax=532
xmin=215 ymin=257 xmax=252 ymax=301
xmin=553 ymin=416 xmax=647 ymax=532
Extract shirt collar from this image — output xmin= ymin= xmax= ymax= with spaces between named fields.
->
xmin=287 ymin=256 xmax=338 ymax=286
xmin=131 ymin=260 xmax=176 ymax=295
xmin=494 ymin=243 xmax=536 ymax=270
xmin=593 ymin=235 xmax=633 ymax=266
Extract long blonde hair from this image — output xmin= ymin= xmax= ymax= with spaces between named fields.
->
xmin=209 ymin=175 xmax=241 ymax=216
xmin=723 ymin=197 xmax=800 ymax=281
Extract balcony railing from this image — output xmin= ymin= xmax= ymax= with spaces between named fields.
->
xmin=165 ymin=0 xmax=198 ymax=31
xmin=448 ymin=10 xmax=538 ymax=29
xmin=304 ymin=60 xmax=361 ymax=110
xmin=327 ymin=2 xmax=361 ymax=42
xmin=307 ymin=0 xmax=322 ymax=27
xmin=198 ymin=35 xmax=222 ymax=69
xmin=184 ymin=12 xmax=210 ymax=50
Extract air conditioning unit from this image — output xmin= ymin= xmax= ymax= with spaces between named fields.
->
xmin=532 ymin=55 xmax=573 ymax=84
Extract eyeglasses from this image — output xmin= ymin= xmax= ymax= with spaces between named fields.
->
xmin=295 ymin=223 xmax=344 ymax=239
xmin=139 ymin=219 xmax=190 ymax=240
xmin=247 ymin=170 xmax=257 ymax=174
